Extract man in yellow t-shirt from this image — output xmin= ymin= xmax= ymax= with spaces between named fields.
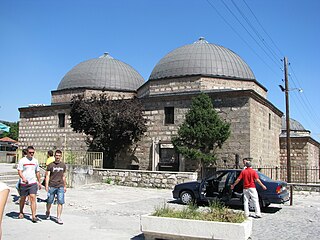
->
xmin=46 ymin=150 xmax=55 ymax=166
xmin=42 ymin=150 xmax=55 ymax=187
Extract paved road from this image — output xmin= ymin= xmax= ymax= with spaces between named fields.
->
xmin=2 ymin=183 xmax=320 ymax=240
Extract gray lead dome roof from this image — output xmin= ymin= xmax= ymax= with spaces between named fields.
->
xmin=149 ymin=37 xmax=255 ymax=80
xmin=281 ymin=117 xmax=306 ymax=131
xmin=58 ymin=53 xmax=144 ymax=91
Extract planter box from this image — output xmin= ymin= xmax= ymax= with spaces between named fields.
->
xmin=140 ymin=214 xmax=252 ymax=240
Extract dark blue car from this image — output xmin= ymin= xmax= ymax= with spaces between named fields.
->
xmin=172 ymin=169 xmax=290 ymax=209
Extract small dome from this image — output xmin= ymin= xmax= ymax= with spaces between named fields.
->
xmin=281 ymin=117 xmax=306 ymax=131
xmin=149 ymin=37 xmax=255 ymax=80
xmin=280 ymin=117 xmax=310 ymax=138
xmin=58 ymin=53 xmax=144 ymax=91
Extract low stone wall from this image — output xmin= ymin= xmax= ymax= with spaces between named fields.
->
xmin=66 ymin=164 xmax=103 ymax=188
xmin=288 ymin=183 xmax=320 ymax=192
xmin=66 ymin=165 xmax=198 ymax=189
xmin=96 ymin=169 xmax=198 ymax=189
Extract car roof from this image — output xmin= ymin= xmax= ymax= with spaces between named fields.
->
xmin=216 ymin=169 xmax=242 ymax=172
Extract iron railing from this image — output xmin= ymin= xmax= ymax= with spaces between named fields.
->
xmin=16 ymin=150 xmax=103 ymax=168
xmin=207 ymin=165 xmax=320 ymax=184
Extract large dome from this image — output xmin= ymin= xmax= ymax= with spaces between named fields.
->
xmin=149 ymin=37 xmax=255 ymax=80
xmin=58 ymin=53 xmax=144 ymax=91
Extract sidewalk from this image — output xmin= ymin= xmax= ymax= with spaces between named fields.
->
xmin=2 ymin=184 xmax=172 ymax=240
xmin=2 ymin=183 xmax=320 ymax=240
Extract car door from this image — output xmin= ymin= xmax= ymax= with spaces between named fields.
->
xmin=226 ymin=171 xmax=244 ymax=206
xmin=219 ymin=171 xmax=235 ymax=202
xmin=200 ymin=171 xmax=229 ymax=202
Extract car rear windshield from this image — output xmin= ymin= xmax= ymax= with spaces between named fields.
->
xmin=257 ymin=172 xmax=273 ymax=181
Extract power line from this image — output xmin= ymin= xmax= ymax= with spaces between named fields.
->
xmin=242 ymin=0 xmax=285 ymax=58
xmin=231 ymin=0 xmax=282 ymax=64
xmin=288 ymin=65 xmax=320 ymax=131
xmin=205 ymin=0 xmax=320 ymax=140
xmin=205 ymin=0 xmax=280 ymax=76
xmin=222 ymin=0 xmax=281 ymax=68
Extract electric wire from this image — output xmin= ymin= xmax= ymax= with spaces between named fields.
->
xmin=231 ymin=0 xmax=282 ymax=65
xmin=289 ymin=66 xmax=320 ymax=131
xmin=221 ymin=0 xmax=281 ymax=68
xmin=242 ymin=0 xmax=285 ymax=58
xmin=205 ymin=0 xmax=320 ymax=140
xmin=204 ymin=0 xmax=279 ymax=76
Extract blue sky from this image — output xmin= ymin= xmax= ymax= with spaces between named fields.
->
xmin=0 ymin=0 xmax=319 ymax=141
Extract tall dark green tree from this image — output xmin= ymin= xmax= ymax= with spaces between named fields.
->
xmin=172 ymin=93 xmax=231 ymax=177
xmin=70 ymin=94 xmax=147 ymax=168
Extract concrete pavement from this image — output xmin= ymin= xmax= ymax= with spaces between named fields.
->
xmin=2 ymin=164 xmax=320 ymax=240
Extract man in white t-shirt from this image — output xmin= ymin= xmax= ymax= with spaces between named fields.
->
xmin=17 ymin=146 xmax=41 ymax=223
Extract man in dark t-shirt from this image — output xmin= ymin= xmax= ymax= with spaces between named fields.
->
xmin=45 ymin=149 xmax=66 ymax=224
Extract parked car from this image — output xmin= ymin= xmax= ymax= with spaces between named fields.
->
xmin=172 ymin=169 xmax=290 ymax=209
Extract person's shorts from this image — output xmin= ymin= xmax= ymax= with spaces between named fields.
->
xmin=20 ymin=183 xmax=38 ymax=196
xmin=47 ymin=186 xmax=65 ymax=204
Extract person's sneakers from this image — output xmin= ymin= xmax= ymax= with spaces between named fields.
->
xmin=45 ymin=211 xmax=50 ymax=220
xmin=254 ymin=215 xmax=262 ymax=219
xmin=18 ymin=213 xmax=24 ymax=219
xmin=57 ymin=218 xmax=63 ymax=225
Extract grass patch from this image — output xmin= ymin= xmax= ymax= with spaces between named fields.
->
xmin=152 ymin=201 xmax=246 ymax=223
xmin=103 ymin=178 xmax=113 ymax=184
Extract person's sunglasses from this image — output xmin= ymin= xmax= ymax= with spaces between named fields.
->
xmin=28 ymin=151 xmax=35 ymax=154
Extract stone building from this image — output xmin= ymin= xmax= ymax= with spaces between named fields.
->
xmin=280 ymin=118 xmax=320 ymax=174
xmin=19 ymin=37 xmax=284 ymax=171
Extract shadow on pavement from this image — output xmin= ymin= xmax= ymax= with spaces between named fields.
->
xmin=6 ymin=211 xmax=20 ymax=219
xmin=131 ymin=233 xmax=145 ymax=239
xmin=167 ymin=199 xmax=181 ymax=204
xmin=5 ymin=211 xmax=37 ymax=223
xmin=228 ymin=204 xmax=282 ymax=214
xmin=262 ymin=206 xmax=282 ymax=214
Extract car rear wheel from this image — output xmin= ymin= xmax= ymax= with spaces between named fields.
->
xmin=248 ymin=197 xmax=268 ymax=210
xmin=180 ymin=191 xmax=195 ymax=204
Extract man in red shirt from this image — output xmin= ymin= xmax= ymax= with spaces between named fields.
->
xmin=231 ymin=161 xmax=267 ymax=218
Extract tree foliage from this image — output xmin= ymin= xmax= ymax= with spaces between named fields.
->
xmin=0 ymin=121 xmax=19 ymax=140
xmin=172 ymin=93 xmax=231 ymax=171
xmin=70 ymin=94 xmax=147 ymax=168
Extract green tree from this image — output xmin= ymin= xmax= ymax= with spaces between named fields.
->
xmin=70 ymin=94 xmax=147 ymax=168
xmin=0 ymin=121 xmax=19 ymax=140
xmin=172 ymin=93 xmax=230 ymax=177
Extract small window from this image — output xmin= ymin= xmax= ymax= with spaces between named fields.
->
xmin=58 ymin=113 xmax=65 ymax=128
xmin=268 ymin=113 xmax=271 ymax=130
xmin=164 ymin=107 xmax=174 ymax=124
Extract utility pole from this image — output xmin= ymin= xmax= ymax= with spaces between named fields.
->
xmin=284 ymin=57 xmax=291 ymax=183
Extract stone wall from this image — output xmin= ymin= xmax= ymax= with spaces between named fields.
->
xmin=96 ymin=169 xmax=198 ymax=189
xmin=280 ymin=137 xmax=319 ymax=168
xmin=133 ymin=90 xmax=282 ymax=171
xmin=138 ymin=76 xmax=267 ymax=99
xmin=51 ymin=88 xmax=136 ymax=103
xmin=280 ymin=137 xmax=320 ymax=183
xmin=249 ymin=98 xmax=282 ymax=166
xmin=66 ymin=165 xmax=198 ymax=189
xmin=66 ymin=164 xmax=102 ymax=188
xmin=19 ymin=105 xmax=87 ymax=151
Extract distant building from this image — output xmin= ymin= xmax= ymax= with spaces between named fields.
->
xmin=18 ymin=37 xmax=318 ymax=172
xmin=0 ymin=136 xmax=18 ymax=163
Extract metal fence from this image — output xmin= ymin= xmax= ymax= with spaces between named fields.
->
xmin=16 ymin=150 xmax=103 ymax=168
xmin=257 ymin=166 xmax=320 ymax=184
xmin=206 ymin=165 xmax=320 ymax=184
